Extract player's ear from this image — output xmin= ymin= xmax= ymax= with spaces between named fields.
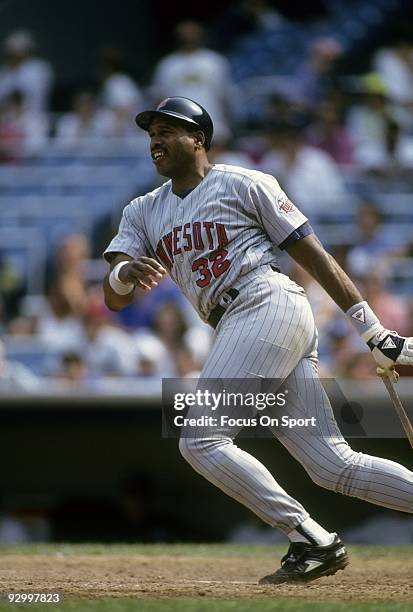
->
xmin=193 ymin=130 xmax=205 ymax=150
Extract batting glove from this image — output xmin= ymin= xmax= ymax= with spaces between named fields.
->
xmin=346 ymin=301 xmax=413 ymax=381
xmin=367 ymin=328 xmax=413 ymax=381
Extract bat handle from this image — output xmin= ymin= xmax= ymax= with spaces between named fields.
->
xmin=381 ymin=374 xmax=413 ymax=450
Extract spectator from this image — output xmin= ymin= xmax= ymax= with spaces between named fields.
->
xmin=133 ymin=332 xmax=172 ymax=378
xmin=54 ymin=90 xmax=116 ymax=150
xmin=174 ymin=345 xmax=202 ymax=378
xmin=373 ymin=25 xmax=413 ymax=108
xmin=46 ymin=233 xmax=90 ymax=293
xmin=7 ymin=234 xmax=91 ymax=356
xmin=183 ymin=325 xmax=213 ymax=369
xmin=35 ymin=281 xmax=85 ymax=352
xmin=149 ymin=301 xmax=212 ymax=376
xmin=260 ymin=114 xmax=348 ymax=215
xmin=97 ymin=46 xmax=142 ymax=115
xmin=0 ymin=90 xmax=49 ymax=160
xmin=33 ymin=234 xmax=89 ymax=344
xmin=291 ymin=37 xmax=343 ymax=109
xmin=82 ymin=291 xmax=136 ymax=376
xmin=314 ymin=314 xmax=366 ymax=377
xmin=306 ymin=100 xmax=354 ymax=166
xmin=346 ymin=202 xmax=404 ymax=278
xmin=126 ymin=303 xmax=211 ymax=378
xmin=346 ymin=74 xmax=413 ymax=176
xmin=152 ymin=301 xmax=188 ymax=353
xmin=54 ymin=351 xmax=94 ymax=387
xmin=360 ymin=268 xmax=411 ymax=337
xmin=0 ymin=339 xmax=41 ymax=393
xmin=151 ymin=302 xmax=190 ymax=375
xmin=96 ymin=46 xmax=145 ymax=149
xmin=340 ymin=351 xmax=377 ymax=380
xmin=0 ymin=30 xmax=53 ymax=113
xmin=37 ymin=234 xmax=90 ymax=342
xmin=151 ymin=20 xmax=235 ymax=142
xmin=208 ymin=137 xmax=256 ymax=167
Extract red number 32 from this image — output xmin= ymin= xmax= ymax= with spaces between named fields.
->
xmin=192 ymin=248 xmax=231 ymax=287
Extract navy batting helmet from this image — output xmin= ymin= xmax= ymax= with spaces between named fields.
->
xmin=135 ymin=97 xmax=214 ymax=150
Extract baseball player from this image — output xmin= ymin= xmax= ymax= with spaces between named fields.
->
xmin=103 ymin=97 xmax=413 ymax=584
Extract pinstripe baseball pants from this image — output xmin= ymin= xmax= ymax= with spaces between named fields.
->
xmin=179 ymin=266 xmax=413 ymax=533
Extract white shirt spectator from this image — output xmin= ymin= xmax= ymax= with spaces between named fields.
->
xmin=260 ymin=145 xmax=347 ymax=214
xmin=101 ymin=73 xmax=142 ymax=110
xmin=0 ymin=101 xmax=48 ymax=158
xmin=152 ymin=48 xmax=234 ymax=142
xmin=36 ymin=307 xmax=84 ymax=353
xmin=0 ymin=58 xmax=52 ymax=114
xmin=210 ymin=145 xmax=256 ymax=168
xmin=347 ymin=105 xmax=413 ymax=170
xmin=132 ymin=331 xmax=175 ymax=378
xmin=84 ymin=324 xmax=137 ymax=376
xmin=55 ymin=108 xmax=117 ymax=148
xmin=373 ymin=47 xmax=413 ymax=104
xmin=0 ymin=30 xmax=53 ymax=113
xmin=184 ymin=326 xmax=213 ymax=366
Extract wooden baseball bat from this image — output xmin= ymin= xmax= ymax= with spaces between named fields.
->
xmin=381 ymin=375 xmax=413 ymax=450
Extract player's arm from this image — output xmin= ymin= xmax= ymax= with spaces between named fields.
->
xmin=103 ymin=253 xmax=166 ymax=312
xmin=286 ymin=233 xmax=413 ymax=377
xmin=286 ymin=234 xmax=362 ymax=311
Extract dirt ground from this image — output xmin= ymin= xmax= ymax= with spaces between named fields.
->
xmin=1 ymin=551 xmax=412 ymax=602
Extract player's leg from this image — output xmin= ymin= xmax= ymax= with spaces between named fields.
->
xmin=179 ymin=271 xmax=351 ymax=583
xmin=271 ymin=354 xmax=413 ymax=514
xmin=179 ymin=270 xmax=330 ymax=536
xmin=180 ymin=406 xmax=350 ymax=586
xmin=179 ymin=423 xmax=309 ymax=534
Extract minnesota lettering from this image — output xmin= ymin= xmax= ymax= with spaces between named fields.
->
xmin=156 ymin=221 xmax=229 ymax=270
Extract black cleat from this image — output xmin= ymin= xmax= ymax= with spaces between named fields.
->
xmin=259 ymin=534 xmax=349 ymax=585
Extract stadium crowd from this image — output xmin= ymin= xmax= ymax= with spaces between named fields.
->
xmin=1 ymin=4 xmax=413 ymax=392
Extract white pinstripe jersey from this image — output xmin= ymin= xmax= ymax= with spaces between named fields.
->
xmin=104 ymin=164 xmax=309 ymax=322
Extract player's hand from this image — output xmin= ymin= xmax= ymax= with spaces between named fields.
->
xmin=118 ymin=257 xmax=166 ymax=291
xmin=367 ymin=328 xmax=413 ymax=381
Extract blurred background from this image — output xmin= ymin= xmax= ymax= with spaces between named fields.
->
xmin=0 ymin=0 xmax=413 ymax=546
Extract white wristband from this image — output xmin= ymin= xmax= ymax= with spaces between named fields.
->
xmin=345 ymin=300 xmax=382 ymax=342
xmin=109 ymin=261 xmax=134 ymax=295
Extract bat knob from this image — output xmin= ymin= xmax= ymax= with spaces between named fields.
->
xmin=376 ymin=366 xmax=399 ymax=383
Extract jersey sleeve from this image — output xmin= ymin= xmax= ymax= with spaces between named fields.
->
xmin=103 ymin=202 xmax=150 ymax=263
xmin=249 ymin=174 xmax=310 ymax=247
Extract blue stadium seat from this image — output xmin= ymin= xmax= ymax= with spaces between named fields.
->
xmin=3 ymin=337 xmax=61 ymax=376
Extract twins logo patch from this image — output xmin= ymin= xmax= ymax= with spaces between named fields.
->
xmin=277 ymin=192 xmax=296 ymax=214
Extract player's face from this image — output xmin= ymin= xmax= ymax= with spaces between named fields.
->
xmin=149 ymin=118 xmax=199 ymax=178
